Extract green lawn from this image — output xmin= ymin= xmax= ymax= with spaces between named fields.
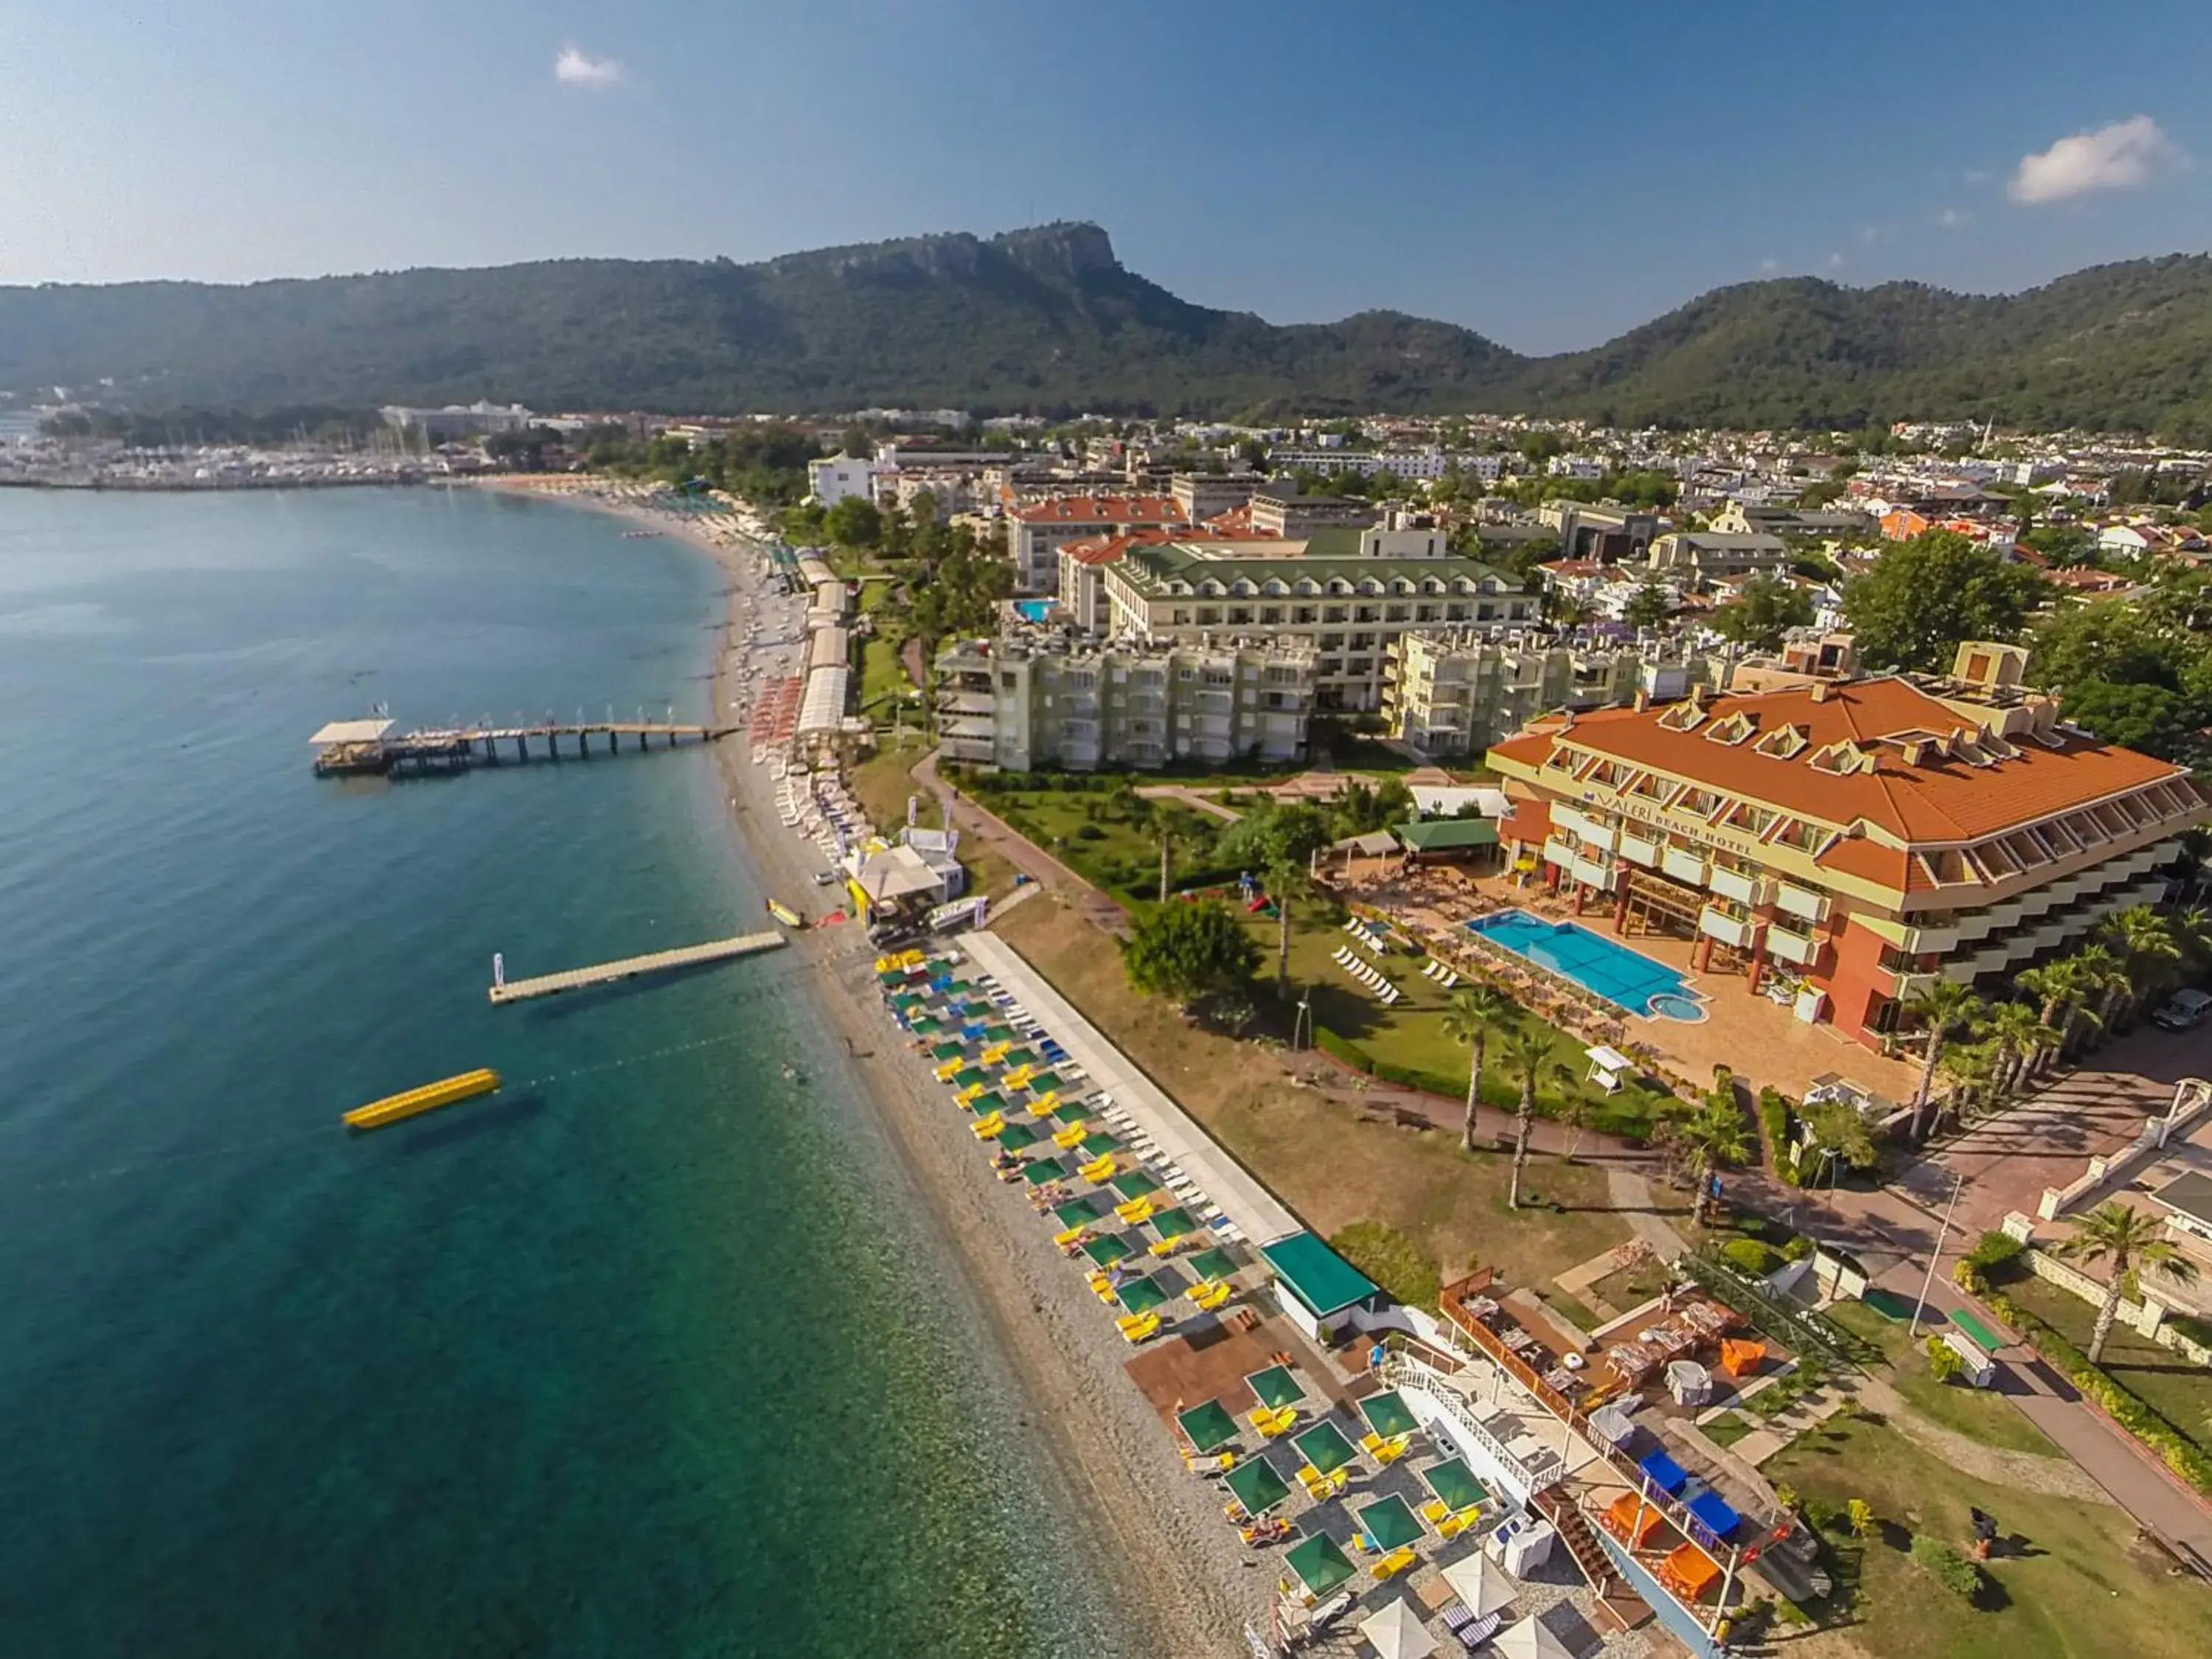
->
xmin=972 ymin=783 xmax=1225 ymax=902
xmin=1763 ymin=1412 xmax=2212 ymax=1659
xmin=1254 ymin=909 xmax=1673 ymax=1141
xmin=1591 ymin=1254 xmax=1672 ymax=1315
xmin=2000 ymin=1276 xmax=2212 ymax=1453
xmin=1823 ymin=1297 xmax=2059 ymax=1455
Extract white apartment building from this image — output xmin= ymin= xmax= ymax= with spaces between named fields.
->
xmin=1269 ymin=448 xmax=1455 ymax=480
xmin=807 ymin=454 xmax=880 ymax=507
xmin=934 ymin=636 xmax=1315 ymax=771
xmin=1096 ymin=526 xmax=1537 ymax=714
xmin=1385 ymin=630 xmax=1716 ymax=757
xmin=1006 ymin=494 xmax=1187 ymax=594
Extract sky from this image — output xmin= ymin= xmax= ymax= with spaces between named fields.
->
xmin=1 ymin=0 xmax=2208 ymax=354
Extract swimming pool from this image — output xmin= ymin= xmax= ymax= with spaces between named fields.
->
xmin=1013 ymin=599 xmax=1054 ymax=622
xmin=1464 ymin=909 xmax=1705 ymax=1021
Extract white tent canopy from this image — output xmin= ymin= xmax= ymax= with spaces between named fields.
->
xmin=1492 ymin=1613 xmax=1573 ymax=1659
xmin=1439 ymin=1551 xmax=1519 ymax=1620
xmin=1357 ymin=1597 xmax=1438 ymax=1659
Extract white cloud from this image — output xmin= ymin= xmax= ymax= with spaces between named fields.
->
xmin=1964 ymin=169 xmax=1990 ymax=186
xmin=1825 ymin=252 xmax=1844 ymax=271
xmin=554 ymin=44 xmax=625 ymax=88
xmin=1937 ymin=206 xmax=1967 ymax=229
xmin=2009 ymin=115 xmax=2181 ymax=204
xmin=1759 ymin=257 xmax=1778 ymax=274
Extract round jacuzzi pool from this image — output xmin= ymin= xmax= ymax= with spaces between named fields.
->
xmin=1649 ymin=992 xmax=1708 ymax=1023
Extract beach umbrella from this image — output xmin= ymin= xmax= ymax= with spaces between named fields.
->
xmin=1077 ymin=1132 xmax=1122 ymax=1160
xmin=967 ymin=1091 xmax=1007 ymax=1117
xmin=1177 ymin=1399 xmax=1240 ymax=1454
xmin=1046 ymin=1099 xmax=1091 ymax=1124
xmin=1187 ymin=1246 xmax=1239 ymax=1284
xmin=1439 ymin=1552 xmax=1517 ymax=1621
xmin=1116 ymin=1274 xmax=1171 ymax=1314
xmin=1354 ymin=1494 xmax=1423 ymax=1554
xmin=996 ymin=1121 xmax=1042 ymax=1152
xmin=1357 ymin=1599 xmax=1437 ymax=1659
xmin=1359 ymin=1390 xmax=1419 ymax=1441
xmin=953 ymin=1066 xmax=991 ymax=1091
xmin=1024 ymin=1070 xmax=1062 ymax=1096
xmin=1292 ymin=1421 xmax=1357 ymax=1478
xmin=1022 ymin=1157 xmax=1068 ymax=1186
xmin=931 ymin=1041 xmax=965 ymax=1062
xmin=1054 ymin=1196 xmax=1105 ymax=1228
xmin=1244 ymin=1365 xmax=1304 ymax=1412
xmin=1492 ymin=1615 xmax=1571 ymax=1659
xmin=1080 ymin=1233 xmax=1133 ymax=1267
xmin=1147 ymin=1207 xmax=1197 ymax=1243
xmin=1283 ymin=1532 xmax=1357 ymax=1601
xmin=1419 ymin=1458 xmax=1489 ymax=1514
xmin=1223 ymin=1457 xmax=1293 ymax=1517
xmin=1109 ymin=1170 xmax=1161 ymax=1201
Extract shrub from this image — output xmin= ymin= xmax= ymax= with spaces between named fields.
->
xmin=1329 ymin=1220 xmax=1442 ymax=1310
xmin=1925 ymin=1334 xmax=1964 ymax=1383
xmin=1846 ymin=1498 xmax=1876 ymax=1539
xmin=1780 ymin=1234 xmax=1815 ymax=1262
xmin=1722 ymin=1238 xmax=1784 ymax=1277
xmin=1758 ymin=1087 xmax=1801 ymax=1184
xmin=1962 ymin=1230 xmax=2026 ymax=1276
xmin=1909 ymin=1534 xmax=1984 ymax=1599
xmin=1074 ymin=822 xmax=1106 ymax=841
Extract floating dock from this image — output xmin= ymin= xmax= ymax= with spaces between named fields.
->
xmin=344 ymin=1068 xmax=501 ymax=1131
xmin=488 ymin=933 xmax=785 ymax=1004
xmin=310 ymin=715 xmax=735 ymax=776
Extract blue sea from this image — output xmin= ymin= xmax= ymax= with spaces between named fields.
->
xmin=0 ymin=487 xmax=1127 ymax=1658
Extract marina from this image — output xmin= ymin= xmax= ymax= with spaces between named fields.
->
xmin=486 ymin=932 xmax=786 ymax=1004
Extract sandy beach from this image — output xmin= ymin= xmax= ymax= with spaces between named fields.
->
xmin=481 ymin=477 xmax=1262 ymax=1657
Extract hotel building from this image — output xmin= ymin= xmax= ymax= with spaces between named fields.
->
xmin=934 ymin=635 xmax=1315 ymax=771
xmin=1485 ymin=645 xmax=2209 ymax=1048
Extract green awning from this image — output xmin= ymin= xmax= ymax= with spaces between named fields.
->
xmin=997 ymin=1048 xmax=1037 ymax=1071
xmin=1225 ymin=1458 xmax=1293 ymax=1517
xmin=879 ymin=970 xmax=912 ymax=987
xmin=1293 ymin=1421 xmax=1357 ymax=1477
xmin=1149 ymin=1207 xmax=1197 ymax=1242
xmin=961 ymin=1000 xmax=992 ymax=1018
xmin=1082 ymin=1234 xmax=1133 ymax=1267
xmin=1110 ymin=1171 xmax=1162 ymax=1200
xmin=1178 ymin=1399 xmax=1240 ymax=1455
xmin=1188 ymin=1247 xmax=1238 ymax=1283
xmin=954 ymin=1066 xmax=990 ymax=1089
xmin=1245 ymin=1365 xmax=1304 ymax=1411
xmin=967 ymin=1092 xmax=1007 ymax=1116
xmin=1116 ymin=1275 xmax=1171 ymax=1314
xmin=909 ymin=1018 xmax=944 ymax=1036
xmin=1393 ymin=817 xmax=1500 ymax=852
xmin=1262 ymin=1232 xmax=1381 ymax=1319
xmin=1421 ymin=1457 xmax=1488 ymax=1513
xmin=996 ymin=1121 xmax=1041 ymax=1151
xmin=1048 ymin=1100 xmax=1092 ymax=1124
xmin=1359 ymin=1390 xmax=1419 ymax=1441
xmin=1357 ymin=1494 xmax=1424 ymax=1553
xmin=983 ymin=1024 xmax=1015 ymax=1043
xmin=931 ymin=1041 xmax=966 ymax=1061
xmin=1025 ymin=1071 xmax=1062 ymax=1096
xmin=1284 ymin=1532 xmax=1356 ymax=1599
xmin=1079 ymin=1133 xmax=1122 ymax=1158
xmin=1054 ymin=1196 xmax=1105 ymax=1227
xmin=1023 ymin=1157 xmax=1068 ymax=1186
xmin=891 ymin=990 xmax=925 ymax=1009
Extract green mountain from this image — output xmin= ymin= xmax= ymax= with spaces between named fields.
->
xmin=5 ymin=223 xmax=2212 ymax=437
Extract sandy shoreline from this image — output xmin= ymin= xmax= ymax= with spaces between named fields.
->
xmin=481 ymin=478 xmax=1259 ymax=1657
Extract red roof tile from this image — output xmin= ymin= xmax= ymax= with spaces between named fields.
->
xmin=1010 ymin=495 xmax=1184 ymax=525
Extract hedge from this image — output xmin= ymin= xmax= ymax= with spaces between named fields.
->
xmin=1985 ymin=1290 xmax=2212 ymax=1495
xmin=1722 ymin=1238 xmax=1784 ymax=1277
xmin=1759 ymin=1087 xmax=1801 ymax=1185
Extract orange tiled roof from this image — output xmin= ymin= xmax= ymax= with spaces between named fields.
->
xmin=1495 ymin=676 xmax=2191 ymax=844
xmin=1010 ymin=495 xmax=1184 ymax=524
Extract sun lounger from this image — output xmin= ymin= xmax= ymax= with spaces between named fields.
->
xmin=1191 ymin=1281 xmax=1232 ymax=1311
xmin=1117 ymin=1310 xmax=1162 ymax=1343
xmin=1441 ymin=1605 xmax=1503 ymax=1650
xmin=1371 ymin=1546 xmax=1417 ymax=1582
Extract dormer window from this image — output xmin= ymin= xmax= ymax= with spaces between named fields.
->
xmin=1753 ymin=723 xmax=1809 ymax=760
xmin=1705 ymin=712 xmax=1758 ymax=746
xmin=1657 ymin=702 xmax=1707 ymax=732
xmin=1807 ymin=740 xmax=1872 ymax=775
xmin=1423 ymin=577 xmax=1445 ymax=594
xmin=1262 ymin=578 xmax=1287 ymax=596
xmin=1357 ymin=578 xmax=1382 ymax=595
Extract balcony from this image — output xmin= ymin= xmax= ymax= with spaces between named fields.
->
xmin=1709 ymin=866 xmax=1770 ymax=907
xmin=1699 ymin=906 xmax=1763 ymax=950
xmin=1569 ymin=855 xmax=1616 ymax=893
xmin=1660 ymin=846 xmax=1708 ymax=887
xmin=1617 ymin=830 xmax=1660 ymax=867
xmin=1775 ymin=883 xmax=1830 ymax=925
xmin=1542 ymin=836 xmax=1577 ymax=869
xmin=1767 ymin=924 xmax=1824 ymax=969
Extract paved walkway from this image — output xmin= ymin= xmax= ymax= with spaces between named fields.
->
xmin=913 ymin=748 xmax=1130 ymax=935
xmin=1133 ymin=784 xmax=1244 ymax=822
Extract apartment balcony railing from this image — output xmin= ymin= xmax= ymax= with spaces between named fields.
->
xmin=1698 ymin=906 xmax=1762 ymax=950
xmin=1766 ymin=923 xmax=1824 ymax=969
xmin=1775 ymin=883 xmax=1830 ymax=925
xmin=1660 ymin=846 xmax=1708 ymax=887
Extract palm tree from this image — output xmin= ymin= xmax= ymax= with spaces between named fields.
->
xmin=2058 ymin=1201 xmax=2201 ymax=1363
xmin=1903 ymin=979 xmax=1983 ymax=1142
xmin=1978 ymin=1001 xmax=2059 ymax=1102
xmin=1668 ymin=1099 xmax=1751 ymax=1225
xmin=2057 ymin=945 xmax=2126 ymax=1060
xmin=1500 ymin=1029 xmax=1557 ymax=1209
xmin=2171 ymin=905 xmax=2212 ymax=972
xmin=1265 ymin=856 xmax=1307 ymax=998
xmin=1442 ymin=986 xmax=1516 ymax=1152
xmin=1936 ymin=1040 xmax=1999 ymax=1128
xmin=1550 ymin=1064 xmax=1594 ymax=1162
xmin=2018 ymin=954 xmax=2103 ymax=1078
xmin=2103 ymin=905 xmax=2180 ymax=1028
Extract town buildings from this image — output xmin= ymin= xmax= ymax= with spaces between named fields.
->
xmin=1644 ymin=530 xmax=1791 ymax=581
xmin=1538 ymin=501 xmax=1660 ymax=562
xmin=1094 ymin=526 xmax=1537 ymax=713
xmin=1006 ymin=494 xmax=1186 ymax=592
xmin=807 ymin=453 xmax=880 ymax=507
xmin=378 ymin=401 xmax=535 ymax=441
xmin=1486 ymin=644 xmax=2209 ymax=1049
xmin=933 ymin=634 xmax=1315 ymax=771
xmin=1383 ymin=630 xmax=1717 ymax=757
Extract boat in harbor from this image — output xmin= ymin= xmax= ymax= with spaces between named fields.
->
xmin=344 ymin=1068 xmax=501 ymax=1131
xmin=765 ymin=898 xmax=803 ymax=928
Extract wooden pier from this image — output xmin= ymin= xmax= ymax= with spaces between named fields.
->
xmin=310 ymin=715 xmax=735 ymax=777
xmin=488 ymin=932 xmax=787 ymax=1004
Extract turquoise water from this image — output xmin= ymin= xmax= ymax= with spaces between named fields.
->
xmin=1012 ymin=600 xmax=1052 ymax=622
xmin=0 ymin=489 xmax=1124 ymax=1658
xmin=1464 ymin=908 xmax=1700 ymax=1018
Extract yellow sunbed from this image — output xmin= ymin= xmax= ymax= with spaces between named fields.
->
xmin=1052 ymin=1123 xmax=1088 ymax=1148
xmin=1078 ymin=1155 xmax=1116 ymax=1183
xmin=1114 ymin=1196 xmax=1155 ymax=1225
xmin=1190 ymin=1280 xmax=1231 ymax=1310
xmin=1371 ymin=1546 xmax=1416 ymax=1582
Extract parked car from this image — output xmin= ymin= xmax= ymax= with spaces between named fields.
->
xmin=2151 ymin=988 xmax=2212 ymax=1032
